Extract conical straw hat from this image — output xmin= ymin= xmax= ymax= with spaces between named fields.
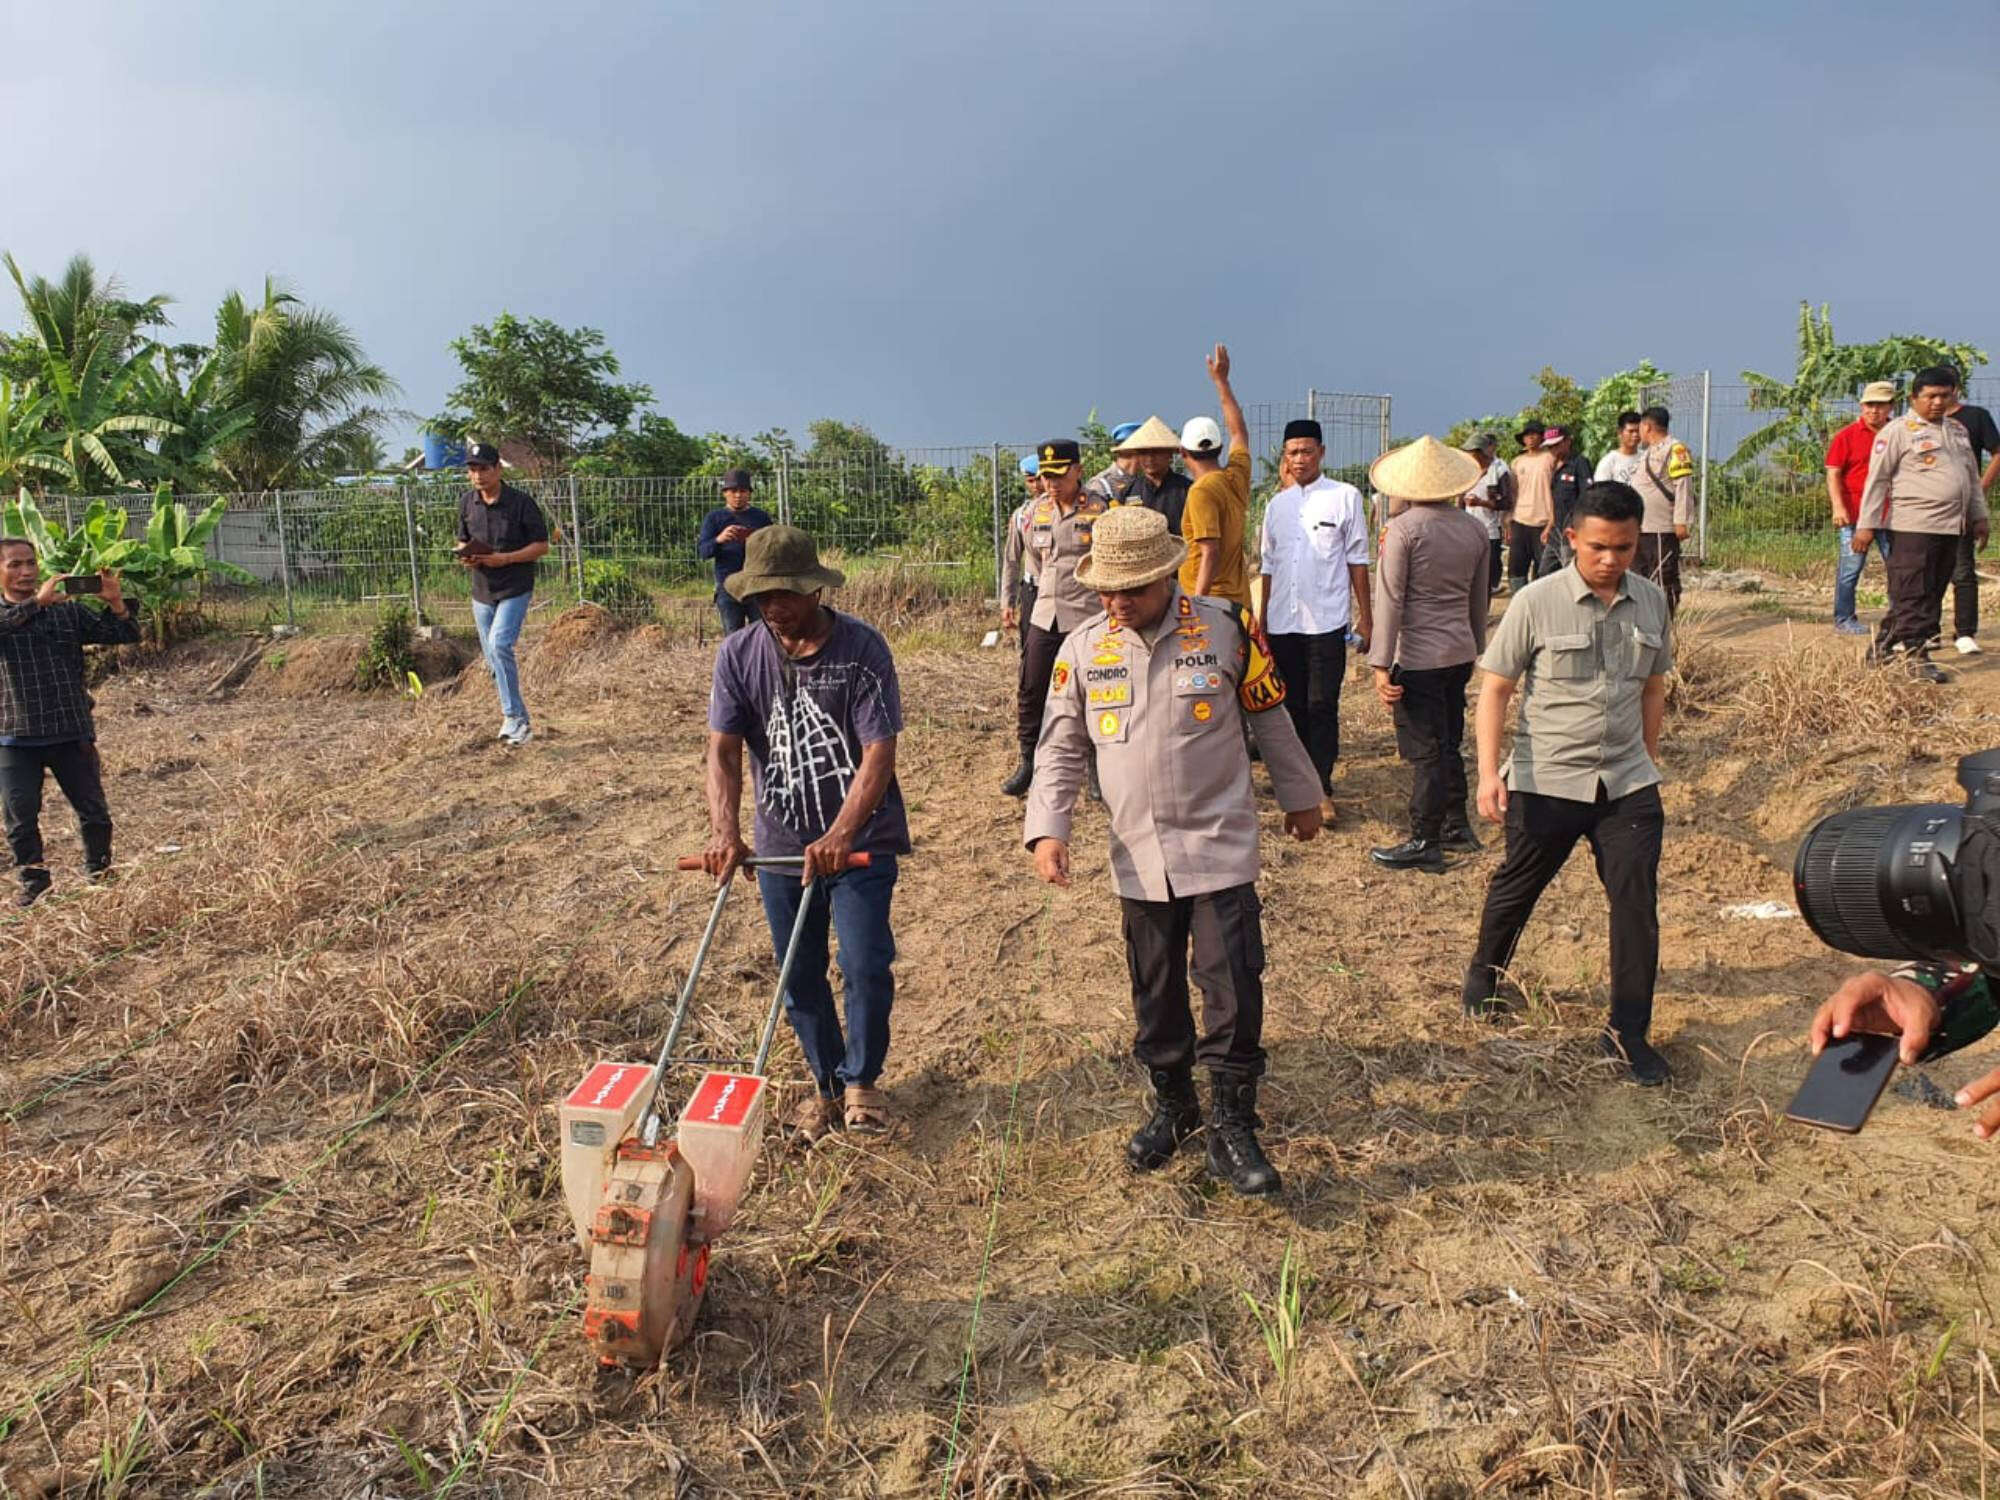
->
xmin=1369 ymin=435 xmax=1484 ymax=503
xmin=1074 ymin=505 xmax=1187 ymax=591
xmin=1113 ymin=415 xmax=1181 ymax=454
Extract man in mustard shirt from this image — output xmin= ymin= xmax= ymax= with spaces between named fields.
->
xmin=1179 ymin=344 xmax=1253 ymax=606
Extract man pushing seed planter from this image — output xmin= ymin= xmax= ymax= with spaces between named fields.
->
xmin=703 ymin=526 xmax=909 ymax=1144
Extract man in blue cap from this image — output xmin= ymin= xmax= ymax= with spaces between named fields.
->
xmin=1088 ymin=422 xmax=1145 ymax=503
xmin=1000 ymin=453 xmax=1042 ymax=650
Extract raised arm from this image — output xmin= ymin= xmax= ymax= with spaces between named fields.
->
xmin=1207 ymin=344 xmax=1249 ymax=455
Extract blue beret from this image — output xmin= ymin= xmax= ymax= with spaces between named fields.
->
xmin=1109 ymin=422 xmax=1142 ymax=444
xmin=1018 ymin=454 xmax=1039 ymax=476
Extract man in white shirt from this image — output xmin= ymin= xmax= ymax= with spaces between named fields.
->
xmin=1256 ymin=418 xmax=1371 ymax=818
xmin=1594 ymin=411 xmax=1644 ymax=486
xmin=1460 ymin=433 xmax=1513 ymax=596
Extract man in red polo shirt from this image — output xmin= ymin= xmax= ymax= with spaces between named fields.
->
xmin=1825 ymin=381 xmax=1897 ymax=635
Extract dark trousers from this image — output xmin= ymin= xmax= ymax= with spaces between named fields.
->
xmin=1014 ymin=581 xmax=1038 ymax=656
xmin=1121 ymin=882 xmax=1266 ymax=1077
xmin=1392 ymin=662 xmax=1473 ymax=839
xmin=757 ymin=857 xmax=898 ymax=1094
xmin=715 ymin=587 xmax=760 ymax=634
xmin=1266 ymin=630 xmax=1346 ymax=795
xmin=1952 ymin=530 xmax=1980 ymax=640
xmin=1487 ymin=537 xmax=1505 ymax=594
xmin=1508 ymin=521 xmax=1546 ymax=587
xmin=1877 ymin=530 xmax=1958 ymax=659
xmin=1463 ymin=784 xmax=1663 ymax=1037
xmin=1018 ymin=622 xmax=1068 ymax=758
xmin=1637 ymin=532 xmax=1682 ymax=614
xmin=0 ymin=740 xmax=112 ymax=885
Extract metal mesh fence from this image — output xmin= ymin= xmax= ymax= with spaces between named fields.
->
xmin=1638 ymin=374 xmax=2000 ymax=577
xmin=35 ymin=388 xmax=1393 ymax=629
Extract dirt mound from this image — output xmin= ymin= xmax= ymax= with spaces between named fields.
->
xmin=539 ymin=602 xmax=620 ymax=662
xmin=256 ymin=633 xmax=474 ymax=697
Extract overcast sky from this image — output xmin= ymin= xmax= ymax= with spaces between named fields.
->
xmin=5 ymin=0 xmax=1997 ymax=454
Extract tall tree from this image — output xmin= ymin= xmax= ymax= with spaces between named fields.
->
xmin=0 ymin=378 xmax=75 ymax=492
xmin=136 ymin=347 xmax=256 ymax=493
xmin=209 ymin=279 xmax=400 ymax=491
xmin=2 ymin=252 xmax=170 ymax=383
xmin=432 ymin=313 xmax=651 ymax=470
xmin=1738 ymin=303 xmax=1988 ymax=477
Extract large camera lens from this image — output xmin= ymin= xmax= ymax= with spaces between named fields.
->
xmin=1793 ymin=804 xmax=1969 ymax=961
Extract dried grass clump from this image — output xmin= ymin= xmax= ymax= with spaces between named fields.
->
xmin=1728 ymin=637 xmax=1948 ymax=753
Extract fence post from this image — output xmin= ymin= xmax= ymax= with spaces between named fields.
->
xmin=61 ymin=497 xmax=74 ymax=532
xmin=401 ymin=488 xmax=423 ymax=620
xmin=989 ymin=443 xmax=1003 ymax=603
xmin=273 ymin=491 xmax=295 ymax=630
xmin=1378 ymin=396 xmax=1392 ymax=457
xmin=1306 ymin=387 xmax=1317 ymax=423
xmin=568 ymin=474 xmax=585 ymax=602
xmin=1698 ymin=369 xmax=1712 ymax=563
xmin=777 ymin=449 xmax=792 ymax=526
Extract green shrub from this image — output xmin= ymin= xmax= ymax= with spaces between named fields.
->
xmin=356 ymin=602 xmax=416 ymax=690
xmin=581 ymin=558 xmax=653 ymax=621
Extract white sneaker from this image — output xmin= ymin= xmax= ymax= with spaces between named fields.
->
xmin=497 ymin=718 xmax=520 ymax=740
xmin=503 ymin=723 xmax=534 ymax=746
xmin=1956 ymin=636 xmax=1982 ymax=656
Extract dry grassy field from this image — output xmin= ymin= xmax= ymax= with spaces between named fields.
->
xmin=3 ymin=580 xmax=1999 ymax=1498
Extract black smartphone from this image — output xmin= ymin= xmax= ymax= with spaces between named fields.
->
xmin=1785 ymin=1034 xmax=1900 ymax=1134
xmin=61 ymin=575 xmax=103 ymax=595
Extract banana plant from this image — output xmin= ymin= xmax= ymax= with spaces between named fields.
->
xmin=5 ymin=484 xmax=250 ymax=641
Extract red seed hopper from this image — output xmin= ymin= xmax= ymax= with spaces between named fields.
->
xmin=558 ymin=853 xmax=868 ymax=1366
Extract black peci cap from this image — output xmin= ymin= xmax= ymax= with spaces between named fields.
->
xmin=1283 ymin=419 xmax=1323 ymax=443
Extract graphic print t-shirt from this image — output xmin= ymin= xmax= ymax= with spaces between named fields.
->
xmin=707 ymin=611 xmax=912 ymax=858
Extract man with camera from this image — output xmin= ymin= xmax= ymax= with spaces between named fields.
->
xmin=1801 ymin=748 xmax=2000 ymax=1138
xmin=0 ymin=540 xmax=139 ymax=907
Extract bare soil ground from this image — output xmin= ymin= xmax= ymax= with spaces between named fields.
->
xmin=4 ymin=582 xmax=2000 ymax=1498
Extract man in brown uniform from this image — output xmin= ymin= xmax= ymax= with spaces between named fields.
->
xmin=1366 ymin=438 xmax=1493 ymax=872
xmin=1003 ymin=439 xmax=1108 ymax=796
xmin=1855 ymin=365 xmax=1989 ymax=682
xmin=1025 ymin=507 xmax=1323 ymax=1197
xmin=1631 ymin=406 xmax=1694 ymax=613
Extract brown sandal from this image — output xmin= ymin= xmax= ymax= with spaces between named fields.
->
xmin=786 ymin=1093 xmax=841 ymax=1148
xmin=843 ymin=1086 xmax=891 ymax=1135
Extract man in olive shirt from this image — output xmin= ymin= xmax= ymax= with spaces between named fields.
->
xmin=1365 ymin=438 xmax=1492 ymax=872
xmin=1463 ymin=481 xmax=1675 ymax=1086
xmin=1631 ymin=407 xmax=1694 ymax=614
xmin=1026 ymin=507 xmax=1322 ymax=1197
xmin=1855 ymin=366 xmax=1989 ymax=682
xmin=1003 ymin=439 xmax=1109 ymax=796
xmin=1179 ymin=345 xmax=1253 ymax=606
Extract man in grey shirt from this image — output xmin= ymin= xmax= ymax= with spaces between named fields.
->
xmin=1461 ymin=481 xmax=1675 ymax=1086
xmin=1365 ymin=437 xmax=1492 ymax=872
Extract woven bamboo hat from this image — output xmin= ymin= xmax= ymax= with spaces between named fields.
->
xmin=1113 ymin=415 xmax=1181 ymax=455
xmin=1074 ymin=506 xmax=1187 ymax=591
xmin=1369 ymin=435 xmax=1484 ymax=503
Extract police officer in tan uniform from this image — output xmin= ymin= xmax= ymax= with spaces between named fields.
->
xmin=1631 ymin=406 xmax=1694 ymax=613
xmin=1003 ymin=439 xmax=1108 ymax=796
xmin=1855 ymin=365 xmax=1989 ymax=681
xmin=1024 ymin=507 xmax=1323 ymax=1196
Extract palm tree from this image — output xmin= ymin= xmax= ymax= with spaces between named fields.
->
xmin=137 ymin=347 xmax=256 ymax=493
xmin=0 ymin=379 xmax=75 ymax=492
xmin=3 ymin=252 xmax=170 ymax=381
xmin=35 ymin=339 xmax=179 ymax=491
xmin=210 ymin=279 xmax=400 ymax=491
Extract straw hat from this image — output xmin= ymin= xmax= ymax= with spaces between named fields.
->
xmin=1113 ymin=415 xmax=1180 ymax=455
xmin=1074 ymin=506 xmax=1187 ymax=591
xmin=723 ymin=525 xmax=846 ymax=600
xmin=1370 ymin=436 xmax=1484 ymax=503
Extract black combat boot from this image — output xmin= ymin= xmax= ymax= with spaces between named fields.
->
xmin=1001 ymin=754 xmax=1035 ymax=798
xmin=1369 ymin=837 xmax=1444 ymax=873
xmin=16 ymin=865 xmax=50 ymax=909
xmin=1206 ymin=1073 xmax=1281 ymax=1197
xmin=1126 ymin=1067 xmax=1201 ymax=1171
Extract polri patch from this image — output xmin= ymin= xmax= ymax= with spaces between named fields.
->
xmin=1051 ymin=661 xmax=1070 ymax=690
xmin=1191 ymin=700 xmax=1213 ymax=723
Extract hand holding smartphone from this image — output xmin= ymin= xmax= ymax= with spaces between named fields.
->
xmin=1786 ymin=1034 xmax=1900 ymax=1133
xmin=61 ymin=574 xmax=103 ymax=595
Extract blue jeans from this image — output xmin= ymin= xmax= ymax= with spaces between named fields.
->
xmin=757 ymin=856 xmax=898 ymax=1094
xmin=1835 ymin=526 xmax=1891 ymax=626
xmin=716 ymin=585 xmax=755 ymax=634
xmin=471 ymin=592 xmax=530 ymax=725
